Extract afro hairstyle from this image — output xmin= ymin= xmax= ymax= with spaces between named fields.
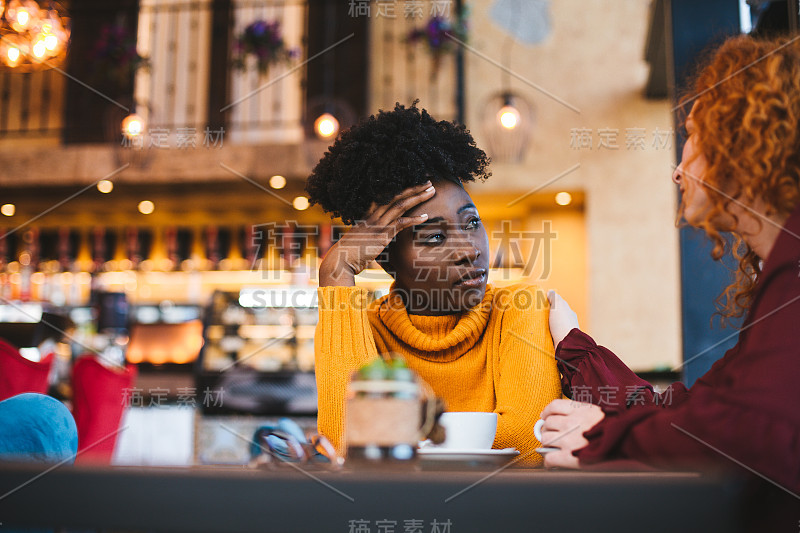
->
xmin=304 ymin=101 xmax=491 ymax=225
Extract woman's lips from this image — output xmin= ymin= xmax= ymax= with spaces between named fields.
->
xmin=455 ymin=272 xmax=487 ymax=287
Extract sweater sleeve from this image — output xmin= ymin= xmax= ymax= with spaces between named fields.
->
xmin=494 ymin=285 xmax=563 ymax=464
xmin=576 ymin=363 xmax=800 ymax=495
xmin=571 ymin=335 xmax=800 ymax=495
xmin=314 ymin=285 xmax=380 ymax=452
xmin=557 ymin=328 xmax=690 ymax=412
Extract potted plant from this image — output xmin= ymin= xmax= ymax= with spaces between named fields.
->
xmin=405 ymin=11 xmax=468 ymax=81
xmin=231 ymin=19 xmax=299 ymax=76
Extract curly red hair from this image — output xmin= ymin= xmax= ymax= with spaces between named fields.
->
xmin=680 ymin=35 xmax=800 ymax=320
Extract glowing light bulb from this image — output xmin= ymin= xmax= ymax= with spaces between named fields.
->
xmin=293 ymin=196 xmax=309 ymax=211
xmin=138 ymin=200 xmax=155 ymax=215
xmin=314 ymin=113 xmax=339 ymax=139
xmin=498 ymin=105 xmax=520 ymax=130
xmin=8 ymin=1 xmax=41 ymax=32
xmin=16 ymin=8 xmax=29 ymax=27
xmin=44 ymin=34 xmax=58 ymax=51
xmin=1 ymin=204 xmax=15 ymax=217
xmin=7 ymin=46 xmax=20 ymax=65
xmin=32 ymin=40 xmax=46 ymax=59
xmin=121 ymin=113 xmax=144 ymax=137
xmin=269 ymin=175 xmax=286 ymax=189
xmin=555 ymin=192 xmax=572 ymax=206
xmin=97 ymin=180 xmax=114 ymax=194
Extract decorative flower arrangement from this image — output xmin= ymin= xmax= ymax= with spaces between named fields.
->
xmin=89 ymin=23 xmax=149 ymax=88
xmin=232 ymin=19 xmax=299 ymax=75
xmin=405 ymin=12 xmax=468 ymax=80
xmin=406 ymin=15 xmax=467 ymax=55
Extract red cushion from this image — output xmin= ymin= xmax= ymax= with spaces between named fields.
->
xmin=0 ymin=338 xmax=54 ymax=402
xmin=71 ymin=356 xmax=137 ymax=464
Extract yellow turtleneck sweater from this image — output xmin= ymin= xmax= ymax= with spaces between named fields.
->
xmin=314 ymin=282 xmax=562 ymax=464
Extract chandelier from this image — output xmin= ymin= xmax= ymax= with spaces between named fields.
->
xmin=0 ymin=0 xmax=70 ymax=71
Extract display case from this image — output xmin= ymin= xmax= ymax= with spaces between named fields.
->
xmin=195 ymin=287 xmax=321 ymax=416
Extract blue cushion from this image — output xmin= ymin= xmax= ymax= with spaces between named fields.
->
xmin=0 ymin=393 xmax=78 ymax=464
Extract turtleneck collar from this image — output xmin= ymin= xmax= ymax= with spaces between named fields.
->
xmin=371 ymin=282 xmax=495 ymax=362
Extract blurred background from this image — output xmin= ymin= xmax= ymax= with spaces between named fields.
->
xmin=0 ymin=0 xmax=794 ymax=466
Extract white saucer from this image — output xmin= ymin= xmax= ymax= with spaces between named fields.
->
xmin=535 ymin=447 xmax=559 ymax=454
xmin=417 ymin=447 xmax=519 ymax=456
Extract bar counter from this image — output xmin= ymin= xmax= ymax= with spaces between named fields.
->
xmin=0 ymin=463 xmax=744 ymax=532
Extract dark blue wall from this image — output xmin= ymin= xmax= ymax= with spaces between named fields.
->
xmin=668 ymin=0 xmax=742 ymax=385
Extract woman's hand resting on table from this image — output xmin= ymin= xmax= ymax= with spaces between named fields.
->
xmin=547 ymin=290 xmax=580 ymax=347
xmin=319 ymin=181 xmax=435 ymax=286
xmin=539 ymin=399 xmax=605 ymax=469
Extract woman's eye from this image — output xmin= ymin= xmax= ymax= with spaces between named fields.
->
xmin=417 ymin=218 xmax=480 ymax=245
xmin=466 ymin=217 xmax=481 ymax=229
xmin=422 ymin=233 xmax=445 ymax=244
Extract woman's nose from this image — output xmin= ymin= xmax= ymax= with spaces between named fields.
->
xmin=672 ymin=165 xmax=682 ymax=185
xmin=453 ymin=242 xmax=480 ymax=264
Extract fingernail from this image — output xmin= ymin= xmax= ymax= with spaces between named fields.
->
xmin=425 ymin=186 xmax=434 ymax=192
xmin=419 ymin=213 xmax=428 ymax=219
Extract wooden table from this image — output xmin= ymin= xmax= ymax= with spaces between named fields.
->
xmin=0 ymin=463 xmax=744 ymax=532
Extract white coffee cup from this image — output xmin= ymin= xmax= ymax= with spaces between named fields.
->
xmin=534 ymin=419 xmax=545 ymax=442
xmin=533 ymin=419 xmax=560 ymax=454
xmin=437 ymin=412 xmax=498 ymax=449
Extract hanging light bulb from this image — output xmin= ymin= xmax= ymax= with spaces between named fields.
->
xmin=481 ymin=92 xmax=535 ymax=163
xmin=6 ymin=44 xmax=21 ymax=66
xmin=2 ymin=35 xmax=26 ymax=67
xmin=15 ymin=6 xmax=30 ymax=26
xmin=497 ymin=93 xmax=522 ymax=130
xmin=303 ymin=98 xmax=356 ymax=167
xmin=121 ymin=113 xmax=144 ymax=138
xmin=7 ymin=0 xmax=40 ymax=32
xmin=43 ymin=33 xmax=58 ymax=51
xmin=498 ymin=104 xmax=520 ymax=130
xmin=0 ymin=1 xmax=70 ymax=71
xmin=31 ymin=37 xmax=46 ymax=59
xmin=314 ymin=113 xmax=339 ymax=140
xmin=38 ymin=9 xmax=66 ymax=54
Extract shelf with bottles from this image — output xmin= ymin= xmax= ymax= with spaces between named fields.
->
xmin=0 ymin=222 xmax=337 ymax=275
xmin=0 ymin=222 xmax=339 ymax=307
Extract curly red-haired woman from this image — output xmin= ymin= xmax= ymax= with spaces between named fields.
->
xmin=540 ymin=35 xmax=800 ymax=526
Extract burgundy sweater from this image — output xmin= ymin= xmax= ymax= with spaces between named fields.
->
xmin=556 ymin=204 xmax=800 ymax=495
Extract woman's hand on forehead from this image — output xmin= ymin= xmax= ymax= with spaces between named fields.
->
xmin=319 ymin=181 xmax=436 ymax=285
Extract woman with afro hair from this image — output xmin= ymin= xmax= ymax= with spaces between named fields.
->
xmin=306 ymin=102 xmax=561 ymax=461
